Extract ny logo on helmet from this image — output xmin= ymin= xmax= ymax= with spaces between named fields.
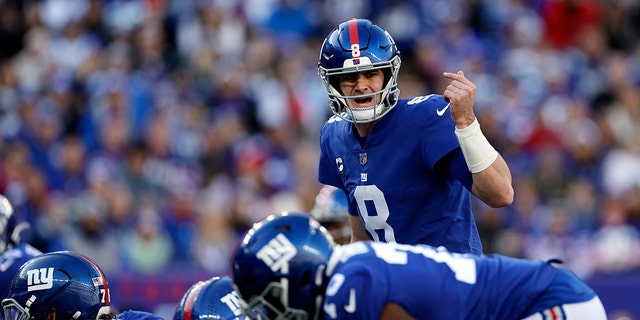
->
xmin=256 ymin=233 xmax=296 ymax=274
xmin=220 ymin=290 xmax=244 ymax=316
xmin=26 ymin=267 xmax=54 ymax=291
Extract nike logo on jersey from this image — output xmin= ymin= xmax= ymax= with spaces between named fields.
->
xmin=344 ymin=289 xmax=356 ymax=313
xmin=436 ymin=103 xmax=450 ymax=116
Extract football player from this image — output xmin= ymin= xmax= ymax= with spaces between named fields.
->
xmin=2 ymin=250 xmax=166 ymax=320
xmin=311 ymin=185 xmax=351 ymax=245
xmin=317 ymin=18 xmax=513 ymax=253
xmin=232 ymin=212 xmax=607 ymax=320
xmin=0 ymin=194 xmax=43 ymax=320
xmin=2 ymin=251 xmax=112 ymax=320
xmin=174 ymin=276 xmax=252 ymax=320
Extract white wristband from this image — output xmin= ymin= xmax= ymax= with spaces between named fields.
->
xmin=454 ymin=118 xmax=498 ymax=173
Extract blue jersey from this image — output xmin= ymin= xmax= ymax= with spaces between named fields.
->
xmin=116 ymin=310 xmax=164 ymax=320
xmin=323 ymin=242 xmax=596 ymax=320
xmin=318 ymin=95 xmax=480 ymax=253
xmin=0 ymin=243 xmax=43 ymax=302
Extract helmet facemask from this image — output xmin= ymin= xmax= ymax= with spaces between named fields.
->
xmin=2 ymin=298 xmax=112 ymax=320
xmin=319 ymin=55 xmax=401 ymax=124
xmin=235 ymin=264 xmax=327 ymax=320
xmin=232 ymin=213 xmax=334 ymax=320
xmin=0 ymin=195 xmax=15 ymax=254
xmin=238 ymin=281 xmax=307 ymax=320
xmin=2 ymin=298 xmax=29 ymax=320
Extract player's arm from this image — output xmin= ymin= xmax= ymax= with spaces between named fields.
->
xmin=349 ymin=215 xmax=370 ymax=243
xmin=443 ymin=70 xmax=513 ymax=208
xmin=470 ymin=154 xmax=513 ymax=207
xmin=379 ymin=303 xmax=415 ymax=320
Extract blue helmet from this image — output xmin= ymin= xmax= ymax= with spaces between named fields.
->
xmin=318 ymin=18 xmax=401 ymax=123
xmin=174 ymin=276 xmax=249 ymax=320
xmin=2 ymin=251 xmax=112 ymax=320
xmin=0 ymin=195 xmax=15 ymax=254
xmin=0 ymin=195 xmax=30 ymax=255
xmin=311 ymin=186 xmax=349 ymax=224
xmin=311 ymin=186 xmax=351 ymax=244
xmin=232 ymin=212 xmax=335 ymax=320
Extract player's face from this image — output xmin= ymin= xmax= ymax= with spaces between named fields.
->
xmin=323 ymin=221 xmax=351 ymax=245
xmin=46 ymin=307 xmax=56 ymax=320
xmin=339 ymin=69 xmax=385 ymax=109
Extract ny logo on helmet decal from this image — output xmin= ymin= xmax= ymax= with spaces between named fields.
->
xmin=26 ymin=267 xmax=54 ymax=291
xmin=256 ymin=233 xmax=296 ymax=274
xmin=220 ymin=290 xmax=244 ymax=316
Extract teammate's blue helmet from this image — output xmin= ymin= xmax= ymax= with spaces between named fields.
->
xmin=318 ymin=18 xmax=401 ymax=123
xmin=311 ymin=186 xmax=349 ymax=223
xmin=232 ymin=212 xmax=335 ymax=320
xmin=311 ymin=186 xmax=351 ymax=244
xmin=0 ymin=195 xmax=29 ymax=255
xmin=2 ymin=251 xmax=112 ymax=320
xmin=174 ymin=276 xmax=249 ymax=320
xmin=0 ymin=195 xmax=16 ymax=254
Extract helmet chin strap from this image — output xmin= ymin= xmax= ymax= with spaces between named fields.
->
xmin=347 ymin=92 xmax=388 ymax=123
xmin=313 ymin=264 xmax=326 ymax=320
xmin=334 ymin=75 xmax=394 ymax=123
xmin=280 ymin=277 xmax=290 ymax=307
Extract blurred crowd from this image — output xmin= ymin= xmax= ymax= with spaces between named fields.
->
xmin=0 ymin=0 xmax=639 ymax=282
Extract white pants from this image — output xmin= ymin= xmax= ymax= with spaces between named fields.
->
xmin=521 ymin=296 xmax=607 ymax=320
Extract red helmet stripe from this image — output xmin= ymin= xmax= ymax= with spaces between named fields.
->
xmin=348 ymin=19 xmax=359 ymax=48
xmin=184 ymin=282 xmax=206 ymax=320
xmin=71 ymin=252 xmax=110 ymax=306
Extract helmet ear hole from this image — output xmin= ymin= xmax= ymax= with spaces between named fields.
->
xmin=382 ymin=67 xmax=392 ymax=86
xmin=329 ymin=100 xmax=343 ymax=114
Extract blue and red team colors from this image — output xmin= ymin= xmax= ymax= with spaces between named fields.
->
xmin=323 ymin=241 xmax=598 ymax=320
xmin=319 ymin=95 xmax=481 ymax=253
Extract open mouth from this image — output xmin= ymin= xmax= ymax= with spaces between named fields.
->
xmin=353 ymin=96 xmax=373 ymax=105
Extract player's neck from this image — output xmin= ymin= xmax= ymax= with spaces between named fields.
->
xmin=353 ymin=121 xmax=378 ymax=138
